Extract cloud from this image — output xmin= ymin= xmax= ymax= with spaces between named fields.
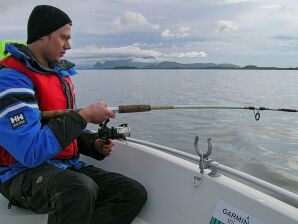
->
xmin=67 ymin=45 xmax=162 ymax=60
xmin=161 ymin=29 xmax=174 ymax=37
xmin=270 ymin=35 xmax=298 ymax=41
xmin=260 ymin=5 xmax=296 ymax=14
xmin=215 ymin=0 xmax=259 ymax=4
xmin=131 ymin=57 xmax=164 ymax=64
xmin=112 ymin=11 xmax=160 ymax=32
xmin=165 ymin=51 xmax=207 ymax=58
xmin=216 ymin=20 xmax=239 ymax=33
xmin=161 ymin=26 xmax=190 ymax=38
xmin=177 ymin=26 xmax=190 ymax=37
xmin=132 ymin=42 xmax=163 ymax=47
xmin=67 ymin=45 xmax=206 ymax=62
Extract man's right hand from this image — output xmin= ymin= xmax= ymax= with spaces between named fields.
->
xmin=78 ymin=101 xmax=115 ymax=123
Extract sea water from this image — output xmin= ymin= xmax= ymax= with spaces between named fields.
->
xmin=72 ymin=69 xmax=298 ymax=195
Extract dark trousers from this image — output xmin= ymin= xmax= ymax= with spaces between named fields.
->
xmin=0 ymin=165 xmax=147 ymax=224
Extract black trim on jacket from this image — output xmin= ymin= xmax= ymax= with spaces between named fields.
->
xmin=0 ymin=94 xmax=36 ymax=111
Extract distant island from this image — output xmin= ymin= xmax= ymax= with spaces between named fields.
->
xmin=78 ymin=59 xmax=298 ymax=70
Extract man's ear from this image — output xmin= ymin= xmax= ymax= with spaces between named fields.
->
xmin=40 ymin=34 xmax=50 ymax=41
xmin=38 ymin=37 xmax=45 ymax=42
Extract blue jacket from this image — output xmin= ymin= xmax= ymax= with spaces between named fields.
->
xmin=0 ymin=42 xmax=87 ymax=183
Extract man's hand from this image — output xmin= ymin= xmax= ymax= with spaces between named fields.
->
xmin=78 ymin=101 xmax=115 ymax=123
xmin=94 ymin=139 xmax=115 ymax=157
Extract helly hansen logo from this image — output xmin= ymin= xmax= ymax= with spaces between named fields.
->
xmin=9 ymin=113 xmax=27 ymax=129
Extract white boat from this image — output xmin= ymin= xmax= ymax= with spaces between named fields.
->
xmin=0 ymin=137 xmax=297 ymax=224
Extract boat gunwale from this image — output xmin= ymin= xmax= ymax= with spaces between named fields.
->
xmin=126 ymin=137 xmax=298 ymax=207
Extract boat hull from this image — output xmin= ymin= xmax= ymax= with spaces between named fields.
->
xmin=0 ymin=139 xmax=297 ymax=224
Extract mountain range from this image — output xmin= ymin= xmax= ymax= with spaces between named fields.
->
xmin=83 ymin=59 xmax=298 ymax=70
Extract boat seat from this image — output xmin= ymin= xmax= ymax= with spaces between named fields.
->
xmin=0 ymin=194 xmax=147 ymax=224
xmin=0 ymin=194 xmax=47 ymax=223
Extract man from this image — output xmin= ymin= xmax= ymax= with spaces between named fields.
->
xmin=0 ymin=5 xmax=147 ymax=224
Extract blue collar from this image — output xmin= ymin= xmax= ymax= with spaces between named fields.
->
xmin=52 ymin=65 xmax=77 ymax=78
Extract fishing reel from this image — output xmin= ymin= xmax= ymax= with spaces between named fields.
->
xmin=98 ymin=119 xmax=131 ymax=143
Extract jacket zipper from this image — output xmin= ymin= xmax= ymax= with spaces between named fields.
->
xmin=58 ymin=76 xmax=73 ymax=109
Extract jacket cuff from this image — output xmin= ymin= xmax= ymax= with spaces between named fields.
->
xmin=69 ymin=110 xmax=87 ymax=128
xmin=46 ymin=111 xmax=87 ymax=149
xmin=77 ymin=131 xmax=106 ymax=161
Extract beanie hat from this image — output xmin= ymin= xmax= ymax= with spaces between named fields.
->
xmin=27 ymin=5 xmax=72 ymax=44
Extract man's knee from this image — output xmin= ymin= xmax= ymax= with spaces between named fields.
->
xmin=51 ymin=169 xmax=98 ymax=201
xmin=124 ymin=179 xmax=147 ymax=208
xmin=134 ymin=181 xmax=147 ymax=207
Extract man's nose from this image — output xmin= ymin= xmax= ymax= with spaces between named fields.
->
xmin=65 ymin=40 xmax=71 ymax=50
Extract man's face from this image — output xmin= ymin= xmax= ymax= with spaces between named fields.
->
xmin=42 ymin=24 xmax=72 ymax=64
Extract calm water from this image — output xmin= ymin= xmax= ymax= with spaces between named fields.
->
xmin=72 ymin=69 xmax=298 ymax=196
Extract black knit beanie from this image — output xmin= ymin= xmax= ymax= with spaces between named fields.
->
xmin=27 ymin=5 xmax=72 ymax=44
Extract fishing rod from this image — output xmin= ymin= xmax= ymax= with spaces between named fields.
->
xmin=40 ymin=104 xmax=298 ymax=121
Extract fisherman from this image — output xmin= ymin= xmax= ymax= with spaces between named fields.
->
xmin=0 ymin=5 xmax=146 ymax=224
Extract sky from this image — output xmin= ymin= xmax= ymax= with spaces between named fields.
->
xmin=1 ymin=0 xmax=298 ymax=67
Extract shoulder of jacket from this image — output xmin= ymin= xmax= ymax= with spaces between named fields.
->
xmin=0 ymin=67 xmax=35 ymax=89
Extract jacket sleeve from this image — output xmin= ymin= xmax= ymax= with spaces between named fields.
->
xmin=0 ymin=68 xmax=87 ymax=167
xmin=77 ymin=131 xmax=106 ymax=160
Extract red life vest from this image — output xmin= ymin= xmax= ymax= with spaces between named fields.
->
xmin=0 ymin=56 xmax=78 ymax=166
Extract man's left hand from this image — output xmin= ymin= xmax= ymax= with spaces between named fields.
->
xmin=94 ymin=139 xmax=115 ymax=157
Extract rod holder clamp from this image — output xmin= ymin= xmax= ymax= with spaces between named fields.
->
xmin=194 ymin=136 xmax=213 ymax=174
